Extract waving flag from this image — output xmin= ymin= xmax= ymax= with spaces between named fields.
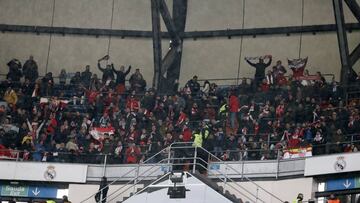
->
xmin=288 ymin=57 xmax=308 ymax=70
xmin=245 ymin=55 xmax=271 ymax=61
xmin=90 ymin=127 xmax=115 ymax=141
xmin=40 ymin=97 xmax=69 ymax=111
xmin=288 ymin=57 xmax=308 ymax=79
xmin=288 ymin=57 xmax=308 ymax=69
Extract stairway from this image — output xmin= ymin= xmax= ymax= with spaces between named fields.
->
xmin=117 ymin=171 xmax=243 ymax=203
xmin=117 ymin=174 xmax=170 ymax=203
xmin=81 ymin=142 xmax=284 ymax=203
xmin=191 ymin=171 xmax=243 ymax=203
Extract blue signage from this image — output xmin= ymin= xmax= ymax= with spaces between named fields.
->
xmin=0 ymin=185 xmax=58 ymax=198
xmin=161 ymin=165 xmax=170 ymax=172
xmin=28 ymin=186 xmax=58 ymax=198
xmin=326 ymin=178 xmax=356 ymax=191
xmin=209 ymin=163 xmax=220 ymax=170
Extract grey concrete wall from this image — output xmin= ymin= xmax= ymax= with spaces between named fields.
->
xmin=180 ymin=0 xmax=360 ymax=84
xmin=0 ymin=0 xmax=359 ymax=85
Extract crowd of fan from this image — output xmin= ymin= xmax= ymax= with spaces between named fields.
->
xmin=0 ymin=55 xmax=360 ymax=164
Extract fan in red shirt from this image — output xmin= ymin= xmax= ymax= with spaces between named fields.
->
xmin=288 ymin=135 xmax=301 ymax=148
xmin=125 ymin=144 xmax=141 ymax=164
xmin=287 ymin=128 xmax=303 ymax=148
xmin=276 ymin=102 xmax=285 ymax=119
xmin=229 ymin=92 xmax=240 ymax=129
xmin=181 ymin=125 xmax=192 ymax=142
xmin=127 ymin=125 xmax=139 ymax=143
xmin=83 ymin=87 xmax=99 ymax=105
xmin=260 ymin=79 xmax=270 ymax=92
xmin=46 ymin=114 xmax=58 ymax=135
xmin=176 ymin=110 xmax=187 ymax=127
xmin=126 ymin=95 xmax=140 ymax=112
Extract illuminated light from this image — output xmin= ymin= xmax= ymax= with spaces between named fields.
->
xmin=57 ymin=189 xmax=69 ymax=199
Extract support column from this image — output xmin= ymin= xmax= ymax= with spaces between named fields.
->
xmin=332 ymin=0 xmax=351 ymax=86
xmin=344 ymin=0 xmax=360 ymax=67
xmin=344 ymin=0 xmax=360 ymax=23
xmin=170 ymin=0 xmax=187 ymax=81
xmin=158 ymin=0 xmax=181 ymax=44
xmin=151 ymin=0 xmax=162 ymax=89
xmin=158 ymin=0 xmax=187 ymax=93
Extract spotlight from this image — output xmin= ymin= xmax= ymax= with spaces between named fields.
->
xmin=170 ymin=172 xmax=184 ymax=183
xmin=167 ymin=172 xmax=188 ymax=199
xmin=167 ymin=186 xmax=186 ymax=198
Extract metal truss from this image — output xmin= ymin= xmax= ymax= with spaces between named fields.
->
xmin=333 ymin=0 xmax=360 ymax=86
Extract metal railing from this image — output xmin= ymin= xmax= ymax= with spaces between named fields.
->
xmin=1 ymin=132 xmax=358 ymax=164
xmin=196 ymin=73 xmax=336 ymax=86
xmin=80 ymin=146 xmax=169 ymax=203
xmin=82 ymin=142 xmax=285 ymax=203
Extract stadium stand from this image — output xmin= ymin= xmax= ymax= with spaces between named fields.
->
xmin=0 ymin=56 xmax=359 ymax=165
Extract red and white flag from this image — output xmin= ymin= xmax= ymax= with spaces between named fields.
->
xmin=90 ymin=127 xmax=115 ymax=141
xmin=283 ymin=146 xmax=312 ymax=159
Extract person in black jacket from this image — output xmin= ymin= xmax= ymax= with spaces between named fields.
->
xmin=70 ymin=72 xmax=82 ymax=86
xmin=186 ymin=76 xmax=200 ymax=96
xmin=95 ymin=176 xmax=109 ymax=203
xmin=98 ymin=57 xmax=114 ymax=83
xmin=113 ymin=65 xmax=131 ymax=94
xmin=81 ymin=65 xmax=92 ymax=88
xmin=22 ymin=55 xmax=39 ymax=82
xmin=245 ymin=55 xmax=272 ymax=89
xmin=41 ymin=72 xmax=54 ymax=96
xmin=129 ymin=69 xmax=146 ymax=93
xmin=6 ymin=59 xmax=22 ymax=83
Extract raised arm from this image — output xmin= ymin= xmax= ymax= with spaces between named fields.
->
xmin=112 ymin=64 xmax=119 ymax=74
xmin=26 ymin=119 xmax=33 ymax=132
xmin=245 ymin=59 xmax=256 ymax=67
xmin=302 ymin=57 xmax=308 ymax=68
xmin=125 ymin=65 xmax=132 ymax=76
xmin=265 ymin=57 xmax=272 ymax=67
xmin=37 ymin=121 xmax=46 ymax=135
xmin=97 ymin=61 xmax=105 ymax=72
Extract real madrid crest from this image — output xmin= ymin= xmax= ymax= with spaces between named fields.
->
xmin=334 ymin=156 xmax=346 ymax=171
xmin=44 ymin=165 xmax=56 ymax=181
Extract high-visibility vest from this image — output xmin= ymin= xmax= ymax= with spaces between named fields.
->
xmin=193 ymin=133 xmax=203 ymax=147
xmin=201 ymin=126 xmax=209 ymax=139
xmin=219 ymin=104 xmax=227 ymax=115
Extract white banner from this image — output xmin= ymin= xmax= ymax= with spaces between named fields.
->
xmin=0 ymin=161 xmax=88 ymax=183
xmin=304 ymin=152 xmax=360 ymax=176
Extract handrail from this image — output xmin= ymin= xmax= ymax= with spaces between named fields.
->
xmin=80 ymin=146 xmax=168 ymax=202
xmin=92 ymin=142 xmax=267 ymax=203
xmin=168 ymin=142 xmax=282 ymax=202
xmin=160 ymin=161 xmax=260 ymax=203
xmin=195 ymin=145 xmax=284 ymax=203
xmin=103 ymin=156 xmax=270 ymax=203
xmin=192 ymin=161 xmax=260 ymax=203
xmin=182 ymin=156 xmax=265 ymax=203
xmin=83 ymin=142 xmax=291 ymax=203
xmin=103 ymin=159 xmax=169 ymax=203
xmin=120 ymin=171 xmax=172 ymax=201
xmin=104 ymin=157 xmax=262 ymax=203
